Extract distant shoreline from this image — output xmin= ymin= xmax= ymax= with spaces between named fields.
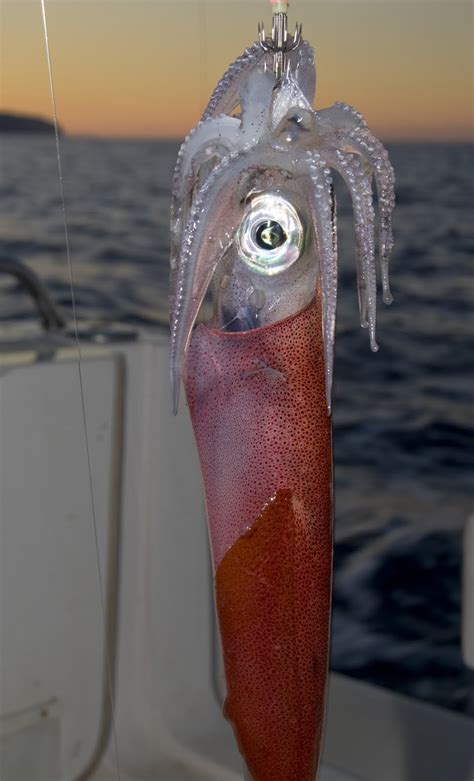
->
xmin=0 ymin=113 xmax=471 ymax=145
xmin=0 ymin=111 xmax=62 ymax=135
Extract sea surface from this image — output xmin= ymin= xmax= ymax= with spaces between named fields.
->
xmin=1 ymin=136 xmax=473 ymax=716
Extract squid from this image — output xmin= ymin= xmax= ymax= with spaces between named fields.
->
xmin=169 ymin=7 xmax=395 ymax=780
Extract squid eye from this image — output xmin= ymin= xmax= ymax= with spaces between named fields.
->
xmin=255 ymin=220 xmax=286 ymax=250
xmin=236 ymin=194 xmax=304 ymax=275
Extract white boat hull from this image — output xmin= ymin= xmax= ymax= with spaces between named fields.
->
xmin=0 ymin=330 xmax=472 ymax=780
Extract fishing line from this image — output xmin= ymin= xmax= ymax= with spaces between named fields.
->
xmin=39 ymin=2 xmax=122 ymax=777
xmin=197 ymin=0 xmax=208 ymax=113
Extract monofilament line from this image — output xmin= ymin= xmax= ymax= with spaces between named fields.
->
xmin=39 ymin=2 xmax=121 ymax=777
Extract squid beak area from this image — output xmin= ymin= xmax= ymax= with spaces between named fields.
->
xmin=220 ymin=304 xmax=261 ymax=332
xmin=182 ymin=293 xmax=333 ymax=781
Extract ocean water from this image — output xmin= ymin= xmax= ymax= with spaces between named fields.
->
xmin=1 ymin=136 xmax=473 ymax=715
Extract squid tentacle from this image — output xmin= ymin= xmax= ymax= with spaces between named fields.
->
xmin=332 ymin=101 xmax=368 ymax=128
xmin=288 ymin=40 xmax=317 ymax=105
xmin=344 ymin=129 xmax=395 ymax=303
xmin=315 ymin=106 xmax=395 ymax=305
xmin=170 ymin=148 xmax=245 ymax=411
xmin=315 ymin=102 xmax=367 ymax=132
xmin=201 ymin=42 xmax=266 ymax=121
xmin=239 ymin=68 xmax=277 ymax=141
xmin=271 ymin=75 xmax=314 ymax=130
xmin=302 ymin=151 xmax=337 ymax=411
xmin=327 ymin=150 xmax=378 ymax=349
xmin=269 ymin=43 xmax=317 ymax=129
xmin=171 ymin=115 xmax=240 ymax=210
xmin=170 ymin=114 xmax=240 ymax=271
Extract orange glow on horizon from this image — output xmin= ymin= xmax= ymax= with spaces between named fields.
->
xmin=1 ymin=0 xmax=473 ymax=142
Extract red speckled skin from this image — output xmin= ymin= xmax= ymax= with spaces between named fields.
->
xmin=183 ymin=294 xmax=333 ymax=780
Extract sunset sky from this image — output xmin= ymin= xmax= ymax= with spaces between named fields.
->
xmin=1 ymin=0 xmax=473 ymax=141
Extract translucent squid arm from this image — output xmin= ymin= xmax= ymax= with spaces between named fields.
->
xmin=317 ymin=104 xmax=395 ymax=304
xmin=338 ymin=129 xmax=395 ymax=303
xmin=270 ymin=75 xmax=314 ymax=129
xmin=301 ymin=152 xmax=338 ymax=411
xmin=170 ymin=115 xmax=240 ymax=273
xmin=287 ymin=40 xmax=317 ymax=106
xmin=239 ymin=67 xmax=276 ymax=142
xmin=325 ymin=149 xmax=377 ymax=348
xmin=201 ymin=42 xmax=266 ymax=121
xmin=316 ymin=102 xmax=367 ymax=132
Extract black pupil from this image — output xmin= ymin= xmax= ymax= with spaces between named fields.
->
xmin=255 ymin=220 xmax=287 ymax=250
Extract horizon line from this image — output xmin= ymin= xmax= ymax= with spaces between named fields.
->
xmin=1 ymin=110 xmax=473 ymax=146
xmin=31 ymin=132 xmax=474 ymax=145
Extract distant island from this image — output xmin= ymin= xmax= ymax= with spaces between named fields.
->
xmin=0 ymin=111 xmax=63 ymax=135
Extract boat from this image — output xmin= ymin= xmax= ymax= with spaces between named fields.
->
xmin=0 ymin=258 xmax=472 ymax=781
